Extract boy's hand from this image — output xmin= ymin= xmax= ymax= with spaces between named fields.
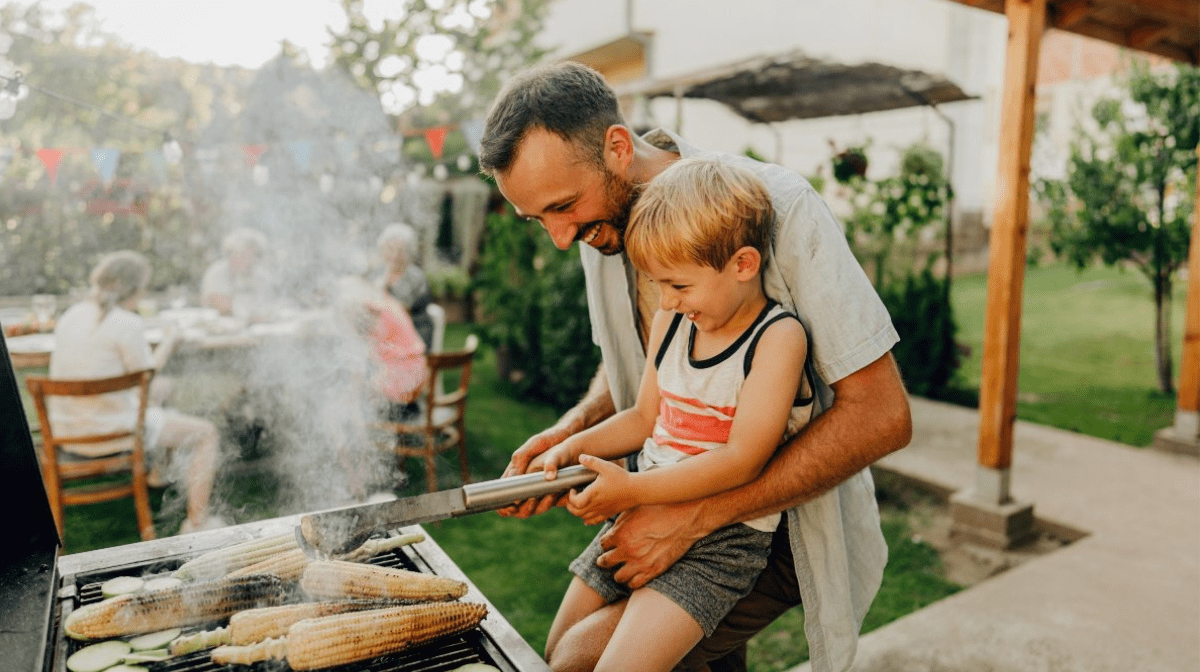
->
xmin=566 ymin=455 xmax=634 ymax=525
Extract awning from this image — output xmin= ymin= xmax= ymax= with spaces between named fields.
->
xmin=614 ymin=49 xmax=977 ymax=123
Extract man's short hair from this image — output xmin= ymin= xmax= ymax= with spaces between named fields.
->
xmin=626 ymin=158 xmax=774 ymax=273
xmin=90 ymin=250 xmax=150 ymax=311
xmin=479 ymin=61 xmax=624 ymax=176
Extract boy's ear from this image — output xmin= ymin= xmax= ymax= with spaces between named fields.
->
xmin=733 ymin=247 xmax=761 ymax=279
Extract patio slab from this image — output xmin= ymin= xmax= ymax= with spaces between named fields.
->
xmin=788 ymin=396 xmax=1200 ymax=672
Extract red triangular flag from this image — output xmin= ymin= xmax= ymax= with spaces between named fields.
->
xmin=243 ymin=144 xmax=268 ymax=167
xmin=423 ymin=127 xmax=447 ymax=159
xmin=37 ymin=148 xmax=65 ymax=185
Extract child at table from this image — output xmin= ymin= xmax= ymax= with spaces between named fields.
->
xmin=51 ymin=250 xmax=224 ymax=534
xmin=534 ymin=158 xmax=815 ymax=672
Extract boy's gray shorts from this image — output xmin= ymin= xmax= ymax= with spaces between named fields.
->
xmin=569 ymin=521 xmax=773 ymax=636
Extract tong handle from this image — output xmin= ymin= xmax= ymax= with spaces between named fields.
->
xmin=461 ymin=464 xmax=597 ymax=512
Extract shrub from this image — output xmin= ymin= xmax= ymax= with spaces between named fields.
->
xmin=880 ymin=266 xmax=961 ymax=398
xmin=473 ymin=207 xmax=600 ymax=410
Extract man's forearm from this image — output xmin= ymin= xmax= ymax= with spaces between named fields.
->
xmin=693 ymin=353 xmax=912 ymax=532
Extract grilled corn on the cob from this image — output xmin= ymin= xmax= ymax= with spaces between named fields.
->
xmin=172 ymin=533 xmax=298 ymax=581
xmin=64 ymin=574 xmax=286 ymax=640
xmin=226 ymin=548 xmax=310 ymax=582
xmin=300 ymin=560 xmax=468 ymax=602
xmin=229 ymin=600 xmax=398 ymax=644
xmin=210 ymin=602 xmax=488 ymax=670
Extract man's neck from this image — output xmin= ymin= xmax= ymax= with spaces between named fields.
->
xmin=628 ymin=133 xmax=680 ymax=185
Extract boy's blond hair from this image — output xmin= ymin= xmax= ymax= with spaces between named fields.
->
xmin=625 ymin=158 xmax=774 ymax=272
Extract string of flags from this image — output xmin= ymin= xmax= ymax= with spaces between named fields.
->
xmin=0 ymin=119 xmax=486 ymax=187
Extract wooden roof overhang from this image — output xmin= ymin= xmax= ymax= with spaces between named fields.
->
xmin=953 ymin=0 xmax=1199 ymax=65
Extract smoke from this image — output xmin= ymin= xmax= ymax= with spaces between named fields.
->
xmin=163 ymin=56 xmax=445 ymax=520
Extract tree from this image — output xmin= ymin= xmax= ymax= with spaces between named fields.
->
xmin=327 ymin=0 xmax=548 ymax=128
xmin=1039 ymin=62 xmax=1199 ymax=393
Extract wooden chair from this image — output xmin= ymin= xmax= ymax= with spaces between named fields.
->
xmin=378 ymin=335 xmax=479 ymax=492
xmin=25 ymin=369 xmax=157 ymax=542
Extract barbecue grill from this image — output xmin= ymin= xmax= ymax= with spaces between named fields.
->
xmin=0 ymin=330 xmax=549 ymax=672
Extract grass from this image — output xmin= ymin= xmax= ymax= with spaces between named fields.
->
xmin=950 ymin=261 xmax=1186 ymax=446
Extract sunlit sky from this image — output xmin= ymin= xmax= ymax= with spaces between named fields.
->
xmin=35 ymin=0 xmax=349 ymax=69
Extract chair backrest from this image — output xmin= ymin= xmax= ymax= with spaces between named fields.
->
xmin=424 ymin=334 xmax=478 ymax=413
xmin=25 ymin=370 xmax=154 ymax=450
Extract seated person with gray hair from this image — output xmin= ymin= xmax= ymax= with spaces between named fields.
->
xmin=201 ymin=227 xmax=277 ymax=320
xmin=376 ymin=223 xmax=434 ymax=350
xmin=51 ymin=250 xmax=224 ymax=534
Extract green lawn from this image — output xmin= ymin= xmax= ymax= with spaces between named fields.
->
xmin=950 ymin=261 xmax=1186 ymax=446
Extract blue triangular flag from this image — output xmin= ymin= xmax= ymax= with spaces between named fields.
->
xmin=460 ymin=118 xmax=485 ymax=155
xmin=91 ymin=147 xmax=121 ymax=183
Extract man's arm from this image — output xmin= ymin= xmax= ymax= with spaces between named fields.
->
xmin=597 ymin=351 xmax=911 ymax=588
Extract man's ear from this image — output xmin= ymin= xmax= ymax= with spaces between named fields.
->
xmin=604 ymin=125 xmax=635 ymax=172
xmin=733 ymin=247 xmax=762 ymax=279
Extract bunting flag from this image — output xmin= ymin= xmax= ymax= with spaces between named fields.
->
xmin=287 ymin=140 xmax=313 ymax=171
xmin=37 ymin=148 xmax=64 ymax=185
xmin=242 ymin=144 xmax=268 ymax=167
xmin=91 ymin=147 xmax=121 ymax=185
xmin=460 ymin=118 xmax=485 ymax=155
xmin=0 ymin=147 xmax=12 ymax=179
xmin=144 ymin=149 xmax=168 ymax=183
xmin=424 ymin=126 xmax=447 ymax=159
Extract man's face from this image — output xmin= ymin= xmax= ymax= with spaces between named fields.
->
xmin=495 ymin=128 xmax=638 ymax=256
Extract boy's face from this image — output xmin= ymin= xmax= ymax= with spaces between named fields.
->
xmin=645 ymin=255 xmax=754 ymax=335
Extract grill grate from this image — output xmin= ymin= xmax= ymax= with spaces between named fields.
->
xmin=68 ymin=546 xmax=506 ymax=672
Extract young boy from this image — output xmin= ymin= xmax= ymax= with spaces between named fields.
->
xmin=534 ymin=158 xmax=815 ymax=672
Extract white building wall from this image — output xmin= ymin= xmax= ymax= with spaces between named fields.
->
xmin=535 ymin=0 xmax=1010 ymax=242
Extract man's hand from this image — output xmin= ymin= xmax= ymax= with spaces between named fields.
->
xmin=496 ymin=424 xmax=576 ymax=519
xmin=596 ymin=501 xmax=708 ymax=589
xmin=565 ymin=455 xmax=634 ymax=525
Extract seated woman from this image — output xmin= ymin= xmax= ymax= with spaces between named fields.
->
xmin=336 ymin=275 xmax=429 ymax=420
xmin=200 ymin=227 xmax=276 ymax=320
xmin=376 ymin=223 xmax=435 ymax=350
xmin=50 ymin=250 xmax=224 ymax=535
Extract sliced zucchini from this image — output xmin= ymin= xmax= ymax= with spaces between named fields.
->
xmin=142 ymin=576 xmax=183 ymax=592
xmin=65 ymin=640 xmax=132 ymax=672
xmin=100 ymin=576 xmax=144 ymax=598
xmin=122 ymin=649 xmax=170 ymax=663
xmin=127 ymin=628 xmax=181 ymax=651
xmin=451 ymin=665 xmax=501 ymax=672
xmin=105 ymin=666 xmax=148 ymax=672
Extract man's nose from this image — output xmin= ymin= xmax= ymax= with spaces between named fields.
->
xmin=542 ymin=218 xmax=577 ymax=251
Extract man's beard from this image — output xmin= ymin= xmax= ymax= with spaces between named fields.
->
xmin=592 ymin=169 xmax=642 ymax=256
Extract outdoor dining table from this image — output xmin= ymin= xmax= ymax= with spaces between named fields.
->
xmin=4 ymin=306 xmax=333 ymax=370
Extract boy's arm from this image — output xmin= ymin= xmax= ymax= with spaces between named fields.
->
xmin=535 ymin=311 xmax=671 ymax=479
xmin=568 ymin=318 xmax=806 ymax=524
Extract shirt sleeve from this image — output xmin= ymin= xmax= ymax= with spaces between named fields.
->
xmin=763 ymin=186 xmax=899 ymax=385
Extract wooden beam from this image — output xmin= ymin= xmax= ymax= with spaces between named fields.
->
xmin=1128 ymin=22 xmax=1174 ymax=51
xmin=977 ymin=0 xmax=1046 ymax=471
xmin=1178 ymin=146 xmax=1200 ymax=416
xmin=1052 ymin=0 xmax=1090 ymax=29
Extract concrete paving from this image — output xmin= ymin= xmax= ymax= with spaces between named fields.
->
xmin=788 ymin=396 xmax=1200 ymax=672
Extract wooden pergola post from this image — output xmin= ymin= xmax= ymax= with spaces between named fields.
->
xmin=950 ymin=0 xmax=1045 ymax=548
xmin=1155 ymin=146 xmax=1200 ymax=454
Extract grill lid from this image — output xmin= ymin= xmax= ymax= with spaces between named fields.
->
xmin=0 ymin=330 xmax=62 ymax=671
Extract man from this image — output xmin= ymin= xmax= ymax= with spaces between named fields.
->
xmin=479 ymin=61 xmax=911 ymax=672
